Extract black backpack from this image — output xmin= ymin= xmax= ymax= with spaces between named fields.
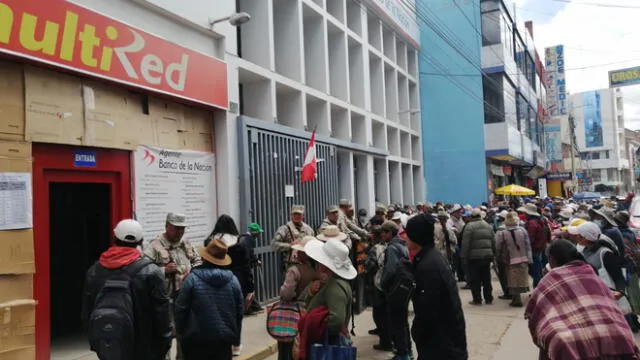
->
xmin=88 ymin=258 xmax=151 ymax=360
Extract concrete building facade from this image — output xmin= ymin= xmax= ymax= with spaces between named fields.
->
xmin=569 ymin=88 xmax=630 ymax=194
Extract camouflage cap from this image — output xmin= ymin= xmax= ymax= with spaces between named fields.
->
xmin=375 ymin=205 xmax=387 ymax=214
xmin=326 ymin=205 xmax=340 ymax=213
xmin=291 ymin=205 xmax=305 ymax=214
xmin=380 ymin=220 xmax=399 ymax=232
xmin=339 ymin=198 xmax=352 ymax=207
xmin=166 ymin=212 xmax=187 ymax=227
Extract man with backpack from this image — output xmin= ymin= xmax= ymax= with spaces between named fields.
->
xmin=82 ymin=219 xmax=172 ymax=360
xmin=380 ymin=221 xmax=413 ymax=360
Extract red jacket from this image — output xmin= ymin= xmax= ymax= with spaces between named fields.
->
xmin=525 ymin=217 xmax=550 ymax=252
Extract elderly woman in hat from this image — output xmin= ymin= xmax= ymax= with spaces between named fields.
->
xmin=575 ymin=223 xmax=635 ymax=321
xmin=297 ymin=239 xmax=357 ymax=357
xmin=435 ymin=211 xmax=457 ymax=270
xmin=174 ymin=239 xmax=243 ymax=360
xmin=276 ymin=236 xmax=320 ymax=360
xmin=495 ymin=212 xmax=531 ymax=307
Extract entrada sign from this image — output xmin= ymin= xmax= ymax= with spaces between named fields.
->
xmin=0 ymin=0 xmax=228 ymax=109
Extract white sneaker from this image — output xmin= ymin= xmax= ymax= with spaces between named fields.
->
xmin=232 ymin=344 xmax=242 ymax=356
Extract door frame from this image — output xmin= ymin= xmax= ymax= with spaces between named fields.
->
xmin=32 ymin=144 xmax=132 ymax=360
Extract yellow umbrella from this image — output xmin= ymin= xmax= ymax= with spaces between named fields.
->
xmin=494 ymin=184 xmax=536 ymax=196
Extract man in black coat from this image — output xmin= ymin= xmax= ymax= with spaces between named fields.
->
xmin=405 ymin=214 xmax=468 ymax=360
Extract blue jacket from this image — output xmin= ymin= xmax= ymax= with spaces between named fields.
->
xmin=174 ymin=266 xmax=244 ymax=345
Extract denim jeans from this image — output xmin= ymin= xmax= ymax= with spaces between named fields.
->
xmin=530 ymin=251 xmax=547 ymax=288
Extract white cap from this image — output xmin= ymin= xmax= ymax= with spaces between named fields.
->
xmin=114 ymin=219 xmax=144 ymax=243
xmin=576 ymin=221 xmax=602 ymax=242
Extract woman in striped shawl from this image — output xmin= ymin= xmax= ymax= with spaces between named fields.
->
xmin=525 ymin=239 xmax=639 ymax=360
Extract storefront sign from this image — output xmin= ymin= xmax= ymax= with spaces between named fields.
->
xmin=546 ymin=172 xmax=571 ymax=181
xmin=0 ymin=0 xmax=228 ymax=109
xmin=134 ymin=146 xmax=216 ymax=247
xmin=545 ymin=45 xmax=567 ymax=116
xmin=609 ymin=66 xmax=640 ymax=88
xmin=73 ymin=150 xmax=97 ymax=167
xmin=367 ymin=0 xmax=420 ymax=47
xmin=538 ymin=178 xmax=548 ymax=198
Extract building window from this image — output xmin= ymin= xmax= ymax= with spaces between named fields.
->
xmin=484 ymin=74 xmax=504 ymax=123
xmin=607 ymin=168 xmax=617 ymax=182
xmin=604 ymin=150 xmax=610 ymax=159
xmin=480 ymin=0 xmax=500 ymax=12
xmin=591 ymin=152 xmax=600 ymax=160
xmin=482 ymin=11 xmax=501 ymax=46
xmin=592 ymin=169 xmax=602 ymax=182
xmin=502 ymin=16 xmax=514 ymax=59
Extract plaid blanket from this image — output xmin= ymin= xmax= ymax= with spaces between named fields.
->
xmin=525 ymin=261 xmax=639 ymax=360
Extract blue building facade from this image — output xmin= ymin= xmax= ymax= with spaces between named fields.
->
xmin=417 ymin=0 xmax=487 ymax=205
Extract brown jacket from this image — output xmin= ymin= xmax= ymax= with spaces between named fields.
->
xmin=279 ymin=263 xmax=319 ymax=302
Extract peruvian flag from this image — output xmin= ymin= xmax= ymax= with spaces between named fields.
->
xmin=301 ymin=130 xmax=317 ymax=183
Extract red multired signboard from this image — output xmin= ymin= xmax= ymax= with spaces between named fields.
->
xmin=0 ymin=0 xmax=228 ymax=109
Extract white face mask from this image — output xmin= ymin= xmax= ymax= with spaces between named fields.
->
xmin=593 ymin=219 xmax=604 ymax=228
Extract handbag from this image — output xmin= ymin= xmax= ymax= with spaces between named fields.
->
xmin=266 ymin=301 xmax=306 ymax=342
xmin=309 ymin=330 xmax=357 ymax=360
xmin=598 ymin=248 xmax=634 ymax=315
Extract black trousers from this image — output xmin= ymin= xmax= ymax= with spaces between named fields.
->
xmin=181 ymin=340 xmax=232 ymax=360
xmin=454 ymin=252 xmax=465 ymax=281
xmin=277 ymin=341 xmax=294 ymax=360
xmin=373 ymin=290 xmax=391 ymax=346
xmin=387 ymin=289 xmax=411 ymax=355
xmin=468 ymin=259 xmax=493 ymax=303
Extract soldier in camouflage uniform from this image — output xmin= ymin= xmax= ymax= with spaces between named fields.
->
xmin=144 ymin=212 xmax=201 ymax=360
xmin=271 ymin=205 xmax=315 ymax=269
xmin=319 ymin=205 xmax=355 ymax=249
xmin=366 ymin=205 xmax=388 ymax=231
xmin=339 ymin=199 xmax=369 ymax=241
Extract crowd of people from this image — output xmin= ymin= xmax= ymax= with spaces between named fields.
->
xmin=78 ymin=194 xmax=640 ymax=360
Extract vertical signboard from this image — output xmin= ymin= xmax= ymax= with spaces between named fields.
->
xmin=583 ymin=91 xmax=603 ymax=148
xmin=545 ymin=45 xmax=567 ymax=116
xmin=544 ymin=125 xmax=562 ymax=163
xmin=134 ymin=146 xmax=216 ymax=248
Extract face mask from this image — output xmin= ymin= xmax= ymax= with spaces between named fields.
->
xmin=594 ymin=219 xmax=603 ymax=228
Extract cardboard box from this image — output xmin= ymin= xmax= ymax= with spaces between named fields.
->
xmin=0 ymin=346 xmax=35 ymax=360
xmin=179 ymin=131 xmax=213 ymax=152
xmin=0 ymin=134 xmax=24 ymax=142
xmin=0 ymin=300 xmax=36 ymax=354
xmin=24 ymin=67 xmax=83 ymax=145
xmin=0 ymin=275 xmax=32 ymax=303
xmin=0 ymin=159 xmax=31 ymax=173
xmin=0 ymin=141 xmax=31 ymax=159
xmin=0 ymin=62 xmax=25 ymax=137
xmin=0 ymin=230 xmax=34 ymax=275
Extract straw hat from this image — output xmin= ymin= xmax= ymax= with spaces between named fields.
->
xmin=199 ymin=238 xmax=232 ymax=266
xmin=317 ymin=225 xmax=348 ymax=242
xmin=590 ymin=207 xmax=617 ymax=227
xmin=304 ymin=239 xmax=357 ymax=280
xmin=291 ymin=235 xmax=316 ymax=252
xmin=504 ymin=212 xmax=519 ymax=227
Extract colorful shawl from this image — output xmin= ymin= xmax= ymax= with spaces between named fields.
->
xmin=525 ymin=261 xmax=639 ymax=360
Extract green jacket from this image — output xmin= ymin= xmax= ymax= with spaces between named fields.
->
xmin=307 ymin=276 xmax=352 ymax=335
xmin=461 ymin=218 xmax=496 ymax=260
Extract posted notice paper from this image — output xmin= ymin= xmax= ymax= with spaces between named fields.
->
xmin=0 ymin=172 xmax=33 ymax=230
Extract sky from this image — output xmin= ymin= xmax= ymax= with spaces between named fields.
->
xmin=513 ymin=0 xmax=640 ymax=129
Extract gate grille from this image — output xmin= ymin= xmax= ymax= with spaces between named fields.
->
xmin=246 ymin=127 xmax=339 ymax=303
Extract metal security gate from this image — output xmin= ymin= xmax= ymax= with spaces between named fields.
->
xmin=238 ymin=119 xmax=340 ymax=303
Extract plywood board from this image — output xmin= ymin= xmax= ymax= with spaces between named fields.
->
xmin=24 ymin=67 xmax=83 ymax=145
xmin=0 ymin=301 xmax=35 ymax=354
xmin=0 ymin=275 xmax=32 ymax=303
xmin=0 ymin=230 xmax=34 ymax=275
xmin=183 ymin=107 xmax=213 ymax=133
xmin=0 ymin=141 xmax=30 ymax=159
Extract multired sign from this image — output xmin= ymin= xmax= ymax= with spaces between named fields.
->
xmin=0 ymin=0 xmax=228 ymax=109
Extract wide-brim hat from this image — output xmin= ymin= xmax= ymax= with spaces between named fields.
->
xmin=523 ymin=204 xmax=540 ymax=217
xmin=199 ymin=238 xmax=232 ymax=266
xmin=590 ymin=207 xmax=617 ymax=227
xmin=291 ymin=235 xmax=316 ymax=252
xmin=317 ymin=225 xmax=348 ymax=242
xmin=304 ymin=239 xmax=357 ymax=280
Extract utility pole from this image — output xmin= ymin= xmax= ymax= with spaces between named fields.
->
xmin=569 ymin=114 xmax=577 ymax=193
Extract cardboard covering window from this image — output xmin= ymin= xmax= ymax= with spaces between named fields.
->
xmin=0 ymin=61 xmax=25 ymax=138
xmin=0 ymin=299 xmax=36 ymax=355
xmin=24 ymin=67 xmax=84 ymax=145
